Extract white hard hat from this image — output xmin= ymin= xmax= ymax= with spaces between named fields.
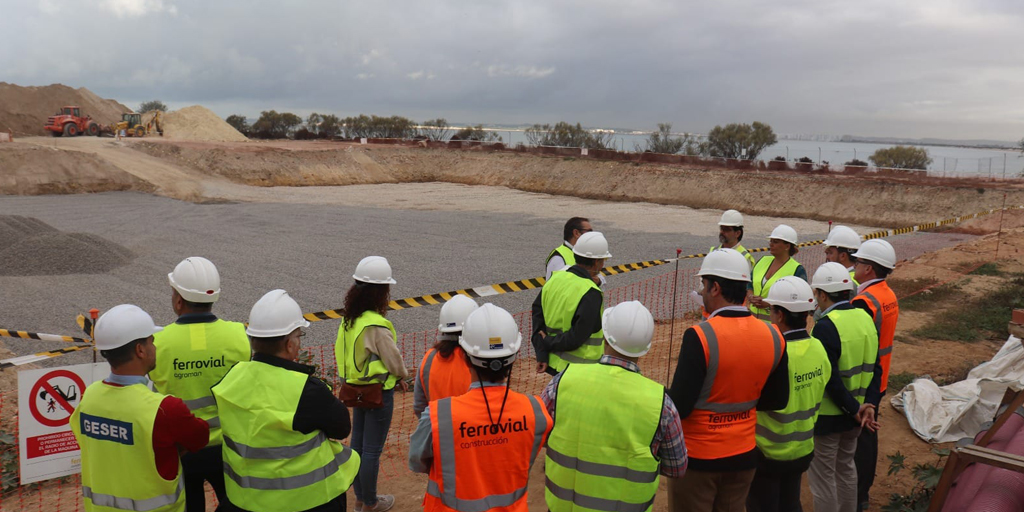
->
xmin=852 ymin=239 xmax=896 ymax=270
xmin=168 ymin=256 xmax=221 ymax=303
xmin=353 ymin=256 xmax=397 ymax=285
xmin=811 ymin=262 xmax=855 ymax=293
xmin=459 ymin=304 xmax=522 ymax=368
xmin=718 ymin=209 xmax=744 ymax=227
xmin=572 ymin=231 xmax=612 ymax=259
xmin=764 ymin=276 xmax=817 ymax=312
xmin=768 ymin=224 xmax=798 ymax=245
xmin=438 ymin=295 xmax=479 ymax=333
xmin=824 ymin=226 xmax=861 ymax=251
xmin=94 ymin=304 xmax=163 ymax=351
xmin=697 ymin=248 xmax=751 ymax=282
xmin=245 ymin=289 xmax=310 ymax=338
xmin=602 ymin=301 xmax=655 ymax=357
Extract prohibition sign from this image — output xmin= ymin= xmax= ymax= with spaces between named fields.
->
xmin=29 ymin=369 xmax=86 ymax=428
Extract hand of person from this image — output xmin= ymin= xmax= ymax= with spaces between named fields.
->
xmin=536 ymin=361 xmax=549 ymax=374
xmin=396 ymin=379 xmax=410 ymax=392
xmin=856 ymin=403 xmax=877 ymax=431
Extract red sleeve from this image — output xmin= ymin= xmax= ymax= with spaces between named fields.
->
xmin=152 ymin=396 xmax=210 ymax=480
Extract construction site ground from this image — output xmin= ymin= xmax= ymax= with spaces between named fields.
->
xmin=1 ymin=135 xmax=1023 ymax=510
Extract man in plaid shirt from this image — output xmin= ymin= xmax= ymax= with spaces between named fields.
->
xmin=541 ymin=301 xmax=686 ymax=512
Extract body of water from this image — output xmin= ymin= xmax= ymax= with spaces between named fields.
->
xmin=487 ymin=129 xmax=1022 ymax=178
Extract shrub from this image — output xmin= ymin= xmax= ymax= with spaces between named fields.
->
xmin=869 ymin=146 xmax=932 ymax=170
xmin=844 ymin=159 xmax=868 ymax=166
xmin=705 ymin=121 xmax=777 ymax=160
xmin=524 ymin=122 xmax=614 ymax=150
xmin=452 ymin=125 xmax=500 ymax=142
xmin=251 ymin=111 xmax=303 ymax=139
xmin=138 ymin=100 xmax=168 ymax=113
xmin=225 ymin=115 xmax=250 ymax=136
xmin=420 ymin=119 xmax=452 ymax=141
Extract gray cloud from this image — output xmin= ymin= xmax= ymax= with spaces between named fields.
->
xmin=2 ymin=0 xmax=1023 ymax=139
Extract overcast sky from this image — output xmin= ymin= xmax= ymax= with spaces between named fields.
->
xmin=3 ymin=0 xmax=1024 ymax=140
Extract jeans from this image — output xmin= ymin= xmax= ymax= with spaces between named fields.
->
xmin=182 ymin=445 xmax=233 ymax=512
xmin=350 ymin=388 xmax=394 ymax=507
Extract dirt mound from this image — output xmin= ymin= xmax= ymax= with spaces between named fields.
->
xmin=0 ymin=216 xmax=134 ymax=276
xmin=0 ymin=144 xmax=154 ymax=195
xmin=149 ymin=105 xmax=247 ymax=142
xmin=0 ymin=82 xmax=129 ymax=136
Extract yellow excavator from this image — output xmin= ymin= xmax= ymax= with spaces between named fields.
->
xmin=109 ymin=111 xmax=163 ymax=137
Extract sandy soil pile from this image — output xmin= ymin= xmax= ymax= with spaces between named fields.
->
xmin=0 ymin=215 xmax=134 ymax=276
xmin=0 ymin=143 xmax=154 ymax=195
xmin=0 ymin=82 xmax=129 ymax=136
xmin=147 ymin=105 xmax=248 ymax=142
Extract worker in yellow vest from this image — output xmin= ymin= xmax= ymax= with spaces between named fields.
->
xmin=149 ymin=256 xmax=250 ymax=512
xmin=532 ymin=231 xmax=611 ymax=375
xmin=545 ymin=217 xmax=592 ymax=280
xmin=711 ymin=209 xmax=756 ymax=270
xmin=71 ymin=305 xmax=210 ymax=512
xmin=543 ymin=301 xmax=687 ymax=512
xmin=213 ymin=289 xmax=360 ymax=512
xmin=823 ymin=226 xmax=861 ymax=286
xmin=409 ymin=303 xmax=552 ymax=512
xmin=749 ymin=225 xmax=807 ymax=320
xmin=748 ymin=277 xmax=830 ymax=512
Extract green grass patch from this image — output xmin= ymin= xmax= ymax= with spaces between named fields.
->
xmin=910 ymin=273 xmax=1024 ymax=342
xmin=898 ymin=282 xmax=962 ymax=312
xmin=888 ymin=371 xmax=919 ymax=392
xmin=969 ymin=262 xmax=1003 ymax=276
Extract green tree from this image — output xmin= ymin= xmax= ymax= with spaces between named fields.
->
xmin=341 ymin=115 xmax=417 ymax=139
xmin=420 ymin=118 xmax=452 ymax=141
xmin=251 ymin=110 xmax=302 ymax=139
xmin=705 ymin=121 xmax=777 ymax=160
xmin=640 ymin=123 xmax=685 ymax=154
xmin=138 ymin=100 xmax=168 ymax=113
xmin=452 ymin=125 xmax=501 ymax=142
xmin=524 ymin=122 xmax=613 ymax=150
xmin=225 ymin=115 xmax=249 ymax=136
xmin=306 ymin=113 xmax=323 ymax=135
xmin=869 ymin=146 xmax=932 ymax=170
xmin=319 ymin=114 xmax=341 ymax=138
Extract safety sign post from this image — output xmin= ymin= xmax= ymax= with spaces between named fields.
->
xmin=18 ymin=362 xmax=109 ymax=484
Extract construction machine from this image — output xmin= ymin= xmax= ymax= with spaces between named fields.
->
xmin=43 ymin=106 xmax=101 ymax=137
xmin=110 ymin=111 xmax=163 ymax=137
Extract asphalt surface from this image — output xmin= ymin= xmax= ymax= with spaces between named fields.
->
xmin=0 ymin=189 xmax=973 ymax=368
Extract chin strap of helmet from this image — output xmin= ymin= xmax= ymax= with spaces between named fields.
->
xmin=476 ymin=361 xmax=514 ymax=428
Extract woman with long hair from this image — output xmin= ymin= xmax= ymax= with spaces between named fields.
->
xmin=335 ymin=256 xmax=409 ymax=512
xmin=412 ymin=295 xmax=478 ymax=419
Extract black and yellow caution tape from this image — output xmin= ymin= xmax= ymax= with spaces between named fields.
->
xmin=76 ymin=314 xmax=94 ymax=338
xmin=302 ymin=204 xmax=1024 ymax=321
xmin=0 ymin=328 xmax=91 ymax=345
xmin=0 ymin=345 xmax=93 ymax=370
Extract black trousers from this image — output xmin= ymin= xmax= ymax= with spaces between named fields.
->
xmin=182 ymin=445 xmax=233 ymax=512
xmin=238 ymin=492 xmax=346 ymax=512
xmin=746 ymin=466 xmax=804 ymax=512
xmin=855 ymin=424 xmax=878 ymax=507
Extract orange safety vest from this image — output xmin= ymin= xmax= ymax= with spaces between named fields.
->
xmin=426 ymin=386 xmax=552 ymax=512
xmin=853 ymin=281 xmax=899 ymax=394
xmin=418 ymin=346 xmax=474 ymax=405
xmin=681 ymin=315 xmax=785 ymax=460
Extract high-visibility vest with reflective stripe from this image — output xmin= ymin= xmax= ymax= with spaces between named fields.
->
xmin=212 ymin=361 xmax=360 ymax=512
xmin=751 ymin=256 xmax=801 ymax=318
xmin=853 ymin=281 xmax=898 ymax=394
xmin=711 ymin=243 xmax=756 ymax=270
xmin=545 ymin=363 xmax=663 ymax=512
xmin=547 ymin=244 xmax=576 ymax=270
xmin=150 ymin=319 xmax=250 ymax=446
xmin=818 ymin=307 xmax=879 ymax=416
xmin=849 ymin=270 xmax=859 ymax=287
xmin=335 ymin=311 xmax=400 ymax=390
xmin=755 ymin=335 xmax=830 ymax=461
xmin=541 ymin=270 xmax=604 ymax=372
xmin=681 ymin=316 xmax=785 ymax=460
xmin=425 ymin=387 xmax=551 ymax=512
xmin=418 ymin=346 xmax=473 ymax=406
xmin=70 ymin=381 xmax=185 ymax=512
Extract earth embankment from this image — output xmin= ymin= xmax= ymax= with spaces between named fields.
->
xmin=129 ymin=140 xmax=1024 ymax=228
xmin=0 ymin=143 xmax=154 ymax=195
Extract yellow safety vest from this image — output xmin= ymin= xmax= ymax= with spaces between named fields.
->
xmin=541 ymin=270 xmax=604 ymax=372
xmin=335 ymin=311 xmax=400 ymax=390
xmin=751 ymin=256 xmax=801 ymax=318
xmin=70 ymin=381 xmax=185 ymax=512
xmin=755 ymin=334 xmax=830 ymax=461
xmin=150 ymin=319 xmax=250 ymax=446
xmin=546 ymin=244 xmax=576 ymax=271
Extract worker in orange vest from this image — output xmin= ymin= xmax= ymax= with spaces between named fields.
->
xmin=409 ymin=303 xmax=552 ymax=512
xmin=413 ymin=295 xmax=479 ymax=418
xmin=668 ymin=248 xmax=790 ymax=512
xmin=850 ymin=239 xmax=900 ymax=509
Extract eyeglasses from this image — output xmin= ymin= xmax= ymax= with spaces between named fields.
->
xmin=578 ymin=228 xmax=593 ymax=234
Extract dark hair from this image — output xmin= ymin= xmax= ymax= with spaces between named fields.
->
xmin=465 ymin=354 xmax=514 ymax=383
xmin=434 ymin=334 xmax=460 ymax=359
xmin=250 ymin=335 xmax=287 ymax=354
xmin=836 ymin=247 xmax=857 ymax=262
xmin=736 ymin=226 xmax=744 ymax=242
xmin=703 ymin=276 xmax=748 ymax=305
xmin=787 ymin=243 xmax=799 ymax=257
xmin=575 ymin=255 xmax=597 ymax=268
xmin=563 ymin=217 xmax=589 ymax=241
xmin=864 ymin=260 xmax=892 ymax=279
xmin=818 ymin=289 xmax=851 ymax=304
xmin=771 ymin=306 xmax=808 ymax=330
xmin=181 ymin=299 xmax=213 ymax=313
xmin=100 ymin=337 xmax=147 ymax=366
xmin=343 ymin=281 xmax=391 ymax=329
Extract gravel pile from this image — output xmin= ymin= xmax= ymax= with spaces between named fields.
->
xmin=145 ymin=105 xmax=248 ymax=142
xmin=0 ymin=215 xmax=134 ymax=276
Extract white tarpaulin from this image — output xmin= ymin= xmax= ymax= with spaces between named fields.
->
xmin=892 ymin=336 xmax=1024 ymax=444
